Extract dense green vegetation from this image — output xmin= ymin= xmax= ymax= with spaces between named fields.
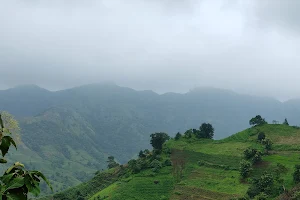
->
xmin=2 ymin=84 xmax=300 ymax=193
xmin=0 ymin=113 xmax=51 ymax=199
xmin=43 ymin=117 xmax=300 ymax=199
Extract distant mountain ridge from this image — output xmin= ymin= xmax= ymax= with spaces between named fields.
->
xmin=1 ymin=84 xmax=300 ymax=193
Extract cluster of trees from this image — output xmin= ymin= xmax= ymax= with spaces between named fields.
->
xmin=246 ymin=163 xmax=288 ymax=198
xmin=250 ymin=115 xmax=290 ymax=127
xmin=175 ymin=123 xmax=214 ymax=140
xmin=105 ymin=132 xmax=172 ymax=175
xmin=239 ymin=148 xmax=263 ymax=179
xmin=107 ymin=156 xmax=119 ymax=169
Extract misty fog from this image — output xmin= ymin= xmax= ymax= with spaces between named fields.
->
xmin=1 ymin=0 xmax=300 ymax=100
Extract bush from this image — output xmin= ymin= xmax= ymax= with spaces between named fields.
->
xmin=292 ymin=191 xmax=300 ymax=200
xmin=150 ymin=159 xmax=162 ymax=172
xmin=243 ymin=148 xmax=262 ymax=164
xmin=262 ymin=139 xmax=272 ymax=151
xmin=244 ymin=148 xmax=257 ymax=160
xmin=257 ymin=132 xmax=265 ymax=141
xmin=239 ymin=160 xmax=252 ymax=178
xmin=254 ymin=193 xmax=268 ymax=200
xmin=247 ymin=172 xmax=274 ymax=198
xmin=197 ymin=160 xmax=205 ymax=166
xmin=252 ymin=152 xmax=262 ymax=164
xmin=293 ymin=165 xmax=300 ymax=183
xmin=175 ymin=132 xmax=182 ymax=140
xmin=164 ymin=159 xmax=172 ymax=166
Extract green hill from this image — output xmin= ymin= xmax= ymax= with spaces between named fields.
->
xmin=2 ymin=84 xmax=300 ymax=193
xmin=44 ymin=124 xmax=300 ymax=200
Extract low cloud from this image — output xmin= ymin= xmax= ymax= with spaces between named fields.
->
xmin=0 ymin=0 xmax=299 ymax=100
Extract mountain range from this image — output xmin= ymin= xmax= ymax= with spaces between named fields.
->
xmin=1 ymin=83 xmax=300 ymax=193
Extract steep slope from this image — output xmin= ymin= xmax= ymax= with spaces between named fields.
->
xmin=49 ymin=124 xmax=300 ymax=200
xmin=15 ymin=107 xmax=109 ymax=193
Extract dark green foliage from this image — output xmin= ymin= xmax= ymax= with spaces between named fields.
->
xmin=293 ymin=165 xmax=300 ymax=183
xmin=174 ymin=132 xmax=182 ymax=140
xmin=283 ymin=118 xmax=289 ymax=126
xmin=247 ymin=172 xmax=275 ymax=198
xmin=0 ymin=113 xmax=52 ymax=199
xmin=164 ymin=159 xmax=172 ymax=167
xmin=107 ymin=156 xmax=119 ymax=169
xmin=249 ymin=115 xmax=267 ymax=126
xmin=183 ymin=129 xmax=193 ymax=138
xmin=139 ymin=150 xmax=145 ymax=158
xmin=150 ymin=159 xmax=162 ymax=173
xmin=150 ymin=132 xmax=170 ymax=150
xmin=128 ymin=159 xmax=142 ymax=174
xmin=257 ymin=132 xmax=265 ymax=142
xmin=254 ymin=193 xmax=268 ymax=200
xmin=244 ymin=148 xmax=256 ymax=160
xmin=198 ymin=123 xmax=214 ymax=139
xmin=239 ymin=160 xmax=252 ymax=178
xmin=262 ymin=138 xmax=273 ymax=152
xmin=273 ymin=163 xmax=288 ymax=183
xmin=243 ymin=148 xmax=262 ymax=164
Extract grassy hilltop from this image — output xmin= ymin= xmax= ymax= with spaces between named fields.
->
xmin=42 ymin=123 xmax=300 ymax=200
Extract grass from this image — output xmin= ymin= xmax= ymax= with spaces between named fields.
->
xmin=91 ymin=167 xmax=175 ymax=200
xmin=182 ymin=166 xmax=248 ymax=194
xmin=45 ymin=124 xmax=300 ymax=200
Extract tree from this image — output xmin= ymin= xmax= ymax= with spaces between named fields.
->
xmin=183 ymin=129 xmax=193 ymax=138
xmin=150 ymin=132 xmax=170 ymax=150
xmin=0 ymin=113 xmax=52 ymax=199
xmin=283 ymin=118 xmax=289 ymax=126
xmin=138 ymin=150 xmax=145 ymax=158
xmin=247 ymin=172 xmax=274 ymax=198
xmin=128 ymin=159 xmax=141 ymax=173
xmin=240 ymin=160 xmax=252 ymax=178
xmin=249 ymin=115 xmax=267 ymax=126
xmin=107 ymin=156 xmax=119 ymax=169
xmin=243 ymin=148 xmax=262 ymax=164
xmin=198 ymin=123 xmax=214 ymax=139
xmin=262 ymin=138 xmax=273 ymax=153
xmin=174 ymin=132 xmax=182 ymax=140
xmin=257 ymin=132 xmax=266 ymax=142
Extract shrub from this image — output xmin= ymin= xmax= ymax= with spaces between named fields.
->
xmin=254 ymin=193 xmax=268 ymax=200
xmin=244 ymin=148 xmax=257 ymax=160
xmin=293 ymin=165 xmax=300 ymax=183
xmin=262 ymin=139 xmax=273 ymax=151
xmin=240 ymin=160 xmax=252 ymax=178
xmin=248 ymin=172 xmax=275 ymax=198
xmin=164 ymin=159 xmax=172 ymax=166
xmin=175 ymin=132 xmax=182 ymax=140
xmin=150 ymin=159 xmax=162 ymax=172
xmin=257 ymin=132 xmax=265 ymax=141
xmin=252 ymin=151 xmax=262 ymax=164
xmin=197 ymin=160 xmax=205 ymax=166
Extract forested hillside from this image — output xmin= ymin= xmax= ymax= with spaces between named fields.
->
xmin=1 ymin=84 xmax=300 ymax=193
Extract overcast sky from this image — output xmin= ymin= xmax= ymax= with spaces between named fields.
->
xmin=1 ymin=0 xmax=300 ymax=100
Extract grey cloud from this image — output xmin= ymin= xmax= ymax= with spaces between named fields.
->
xmin=0 ymin=0 xmax=300 ymax=100
xmin=255 ymin=0 xmax=300 ymax=33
